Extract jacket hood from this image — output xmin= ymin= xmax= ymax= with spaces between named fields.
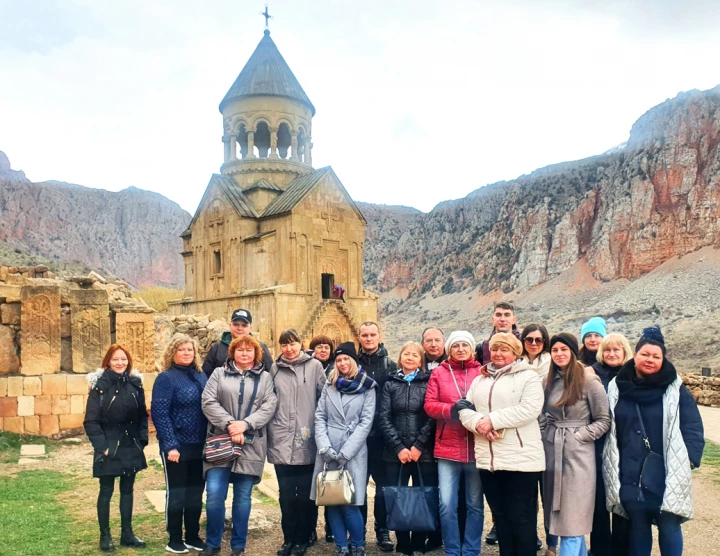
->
xmin=359 ymin=343 xmax=389 ymax=360
xmin=221 ymin=330 xmax=232 ymax=345
xmin=87 ymin=368 xmax=143 ymax=389
xmin=222 ymin=360 xmax=265 ymax=376
xmin=440 ymin=358 xmax=482 ymax=373
xmin=482 ymin=358 xmax=533 ymax=377
xmin=276 ymin=350 xmax=314 ymax=368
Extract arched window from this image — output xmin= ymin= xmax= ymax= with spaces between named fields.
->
xmin=237 ymin=124 xmax=249 ymax=159
xmin=277 ymin=122 xmax=291 ymax=159
xmin=255 ymin=121 xmax=271 ymax=158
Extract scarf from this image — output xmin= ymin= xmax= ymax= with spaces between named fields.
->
xmin=616 ymin=358 xmax=677 ymax=404
xmin=580 ymin=349 xmax=598 ymax=366
xmin=402 ymin=369 xmax=420 ymax=383
xmin=335 ymin=370 xmax=378 ymax=395
xmin=483 ymin=361 xmax=515 ymax=377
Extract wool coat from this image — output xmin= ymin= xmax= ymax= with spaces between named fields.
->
xmin=311 ymin=383 xmax=376 ymax=505
xmin=542 ymin=369 xmax=610 ymax=537
xmin=201 ymin=361 xmax=277 ymax=481
xmin=267 ymin=352 xmax=326 ymax=466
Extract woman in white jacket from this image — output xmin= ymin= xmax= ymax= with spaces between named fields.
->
xmin=459 ymin=333 xmax=545 ymax=556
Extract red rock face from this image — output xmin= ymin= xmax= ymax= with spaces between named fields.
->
xmin=362 ymin=86 xmax=720 ymax=297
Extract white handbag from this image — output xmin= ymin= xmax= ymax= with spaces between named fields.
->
xmin=315 ymin=463 xmax=355 ymax=506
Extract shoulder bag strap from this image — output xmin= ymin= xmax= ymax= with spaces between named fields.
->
xmin=243 ymin=373 xmax=260 ymax=419
xmin=448 ymin=368 xmax=463 ymax=399
xmin=635 ymin=404 xmax=652 ymax=452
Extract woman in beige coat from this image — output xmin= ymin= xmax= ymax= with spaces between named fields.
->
xmin=542 ymin=333 xmax=610 ymax=556
xmin=459 ymin=332 xmax=545 ymax=556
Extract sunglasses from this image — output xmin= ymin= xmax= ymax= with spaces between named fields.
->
xmin=524 ymin=337 xmax=544 ymax=345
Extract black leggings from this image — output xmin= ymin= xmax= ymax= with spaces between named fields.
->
xmin=97 ymin=474 xmax=136 ymax=532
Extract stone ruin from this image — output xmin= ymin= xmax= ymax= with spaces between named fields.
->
xmin=0 ymin=265 xmax=233 ymax=436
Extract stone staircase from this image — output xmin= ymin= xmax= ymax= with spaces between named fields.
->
xmin=299 ymin=299 xmax=360 ymax=341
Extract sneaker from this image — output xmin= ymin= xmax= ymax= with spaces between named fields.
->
xmin=200 ymin=548 xmax=221 ymax=556
xmin=325 ymin=531 xmax=335 ymax=543
xmin=308 ymin=530 xmax=318 ymax=547
xmin=291 ymin=543 xmax=309 ymax=556
xmin=536 ymin=536 xmax=543 ymax=551
xmin=335 ymin=548 xmax=350 ymax=556
xmin=351 ymin=547 xmax=366 ymax=556
xmin=165 ymin=540 xmax=190 ymax=554
xmin=485 ymin=525 xmax=498 ymax=545
xmin=277 ymin=542 xmax=294 ymax=556
xmin=376 ymin=529 xmax=394 ymax=552
xmin=232 ymin=550 xmax=245 ymax=556
xmin=185 ymin=537 xmax=206 ymax=552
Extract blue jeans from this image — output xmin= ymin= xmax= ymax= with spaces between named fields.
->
xmin=327 ymin=505 xmax=365 ymax=549
xmin=437 ymin=459 xmax=484 ymax=556
xmin=560 ymin=536 xmax=588 ymax=556
xmin=627 ymin=509 xmax=683 ymax=556
xmin=205 ymin=467 xmax=255 ymax=550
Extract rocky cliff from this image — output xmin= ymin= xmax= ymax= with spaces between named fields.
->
xmin=0 ymin=152 xmax=191 ymax=287
xmin=362 ymin=86 xmax=720 ymax=300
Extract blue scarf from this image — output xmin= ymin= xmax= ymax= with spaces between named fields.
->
xmin=335 ymin=369 xmax=378 ymax=395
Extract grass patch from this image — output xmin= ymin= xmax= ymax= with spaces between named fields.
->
xmin=253 ymin=486 xmax=279 ymax=507
xmin=135 ymin=286 xmax=184 ymax=312
xmin=0 ymin=432 xmax=59 ymax=464
xmin=702 ymin=439 xmax=720 ymax=484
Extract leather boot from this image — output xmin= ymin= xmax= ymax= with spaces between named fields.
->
xmin=120 ymin=489 xmax=146 ymax=547
xmin=120 ymin=529 xmax=147 ymax=548
xmin=100 ymin=530 xmax=116 ymax=552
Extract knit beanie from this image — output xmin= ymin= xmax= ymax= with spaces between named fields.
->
xmin=550 ymin=333 xmax=579 ymax=357
xmin=334 ymin=341 xmax=358 ymax=364
xmin=636 ymin=326 xmax=666 ymax=356
xmin=445 ymin=331 xmax=477 ymax=355
xmin=489 ymin=332 xmax=523 ymax=357
xmin=580 ymin=317 xmax=607 ymax=340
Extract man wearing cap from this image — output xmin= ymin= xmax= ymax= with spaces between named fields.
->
xmin=202 ymin=309 xmax=274 ymax=377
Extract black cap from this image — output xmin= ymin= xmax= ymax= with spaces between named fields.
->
xmin=334 ymin=341 xmax=358 ymax=364
xmin=549 ymin=333 xmax=579 ymax=358
xmin=231 ymin=309 xmax=252 ymax=324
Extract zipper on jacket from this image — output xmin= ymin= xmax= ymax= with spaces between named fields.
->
xmin=439 ymin=422 xmax=446 ymax=440
xmin=516 ymin=429 xmax=524 ymax=448
xmin=486 ymin=369 xmax=511 ymax=471
xmin=133 ymin=438 xmax=143 ymax=452
xmin=131 ymin=392 xmax=139 ymax=408
xmin=112 ymin=439 xmax=121 ymax=457
xmin=107 ymin=394 xmax=117 ymax=410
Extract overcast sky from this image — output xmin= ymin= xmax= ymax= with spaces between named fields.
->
xmin=1 ymin=0 xmax=719 ymax=214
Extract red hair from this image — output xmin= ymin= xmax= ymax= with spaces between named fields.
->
xmin=101 ymin=344 xmax=133 ymax=372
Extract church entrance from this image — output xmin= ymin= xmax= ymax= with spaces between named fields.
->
xmin=321 ymin=273 xmax=334 ymax=299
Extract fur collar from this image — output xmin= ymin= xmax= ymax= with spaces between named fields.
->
xmin=87 ymin=368 xmax=143 ymax=389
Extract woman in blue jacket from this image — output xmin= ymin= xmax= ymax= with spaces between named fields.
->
xmin=152 ymin=334 xmax=208 ymax=554
xmin=603 ymin=327 xmax=704 ymax=556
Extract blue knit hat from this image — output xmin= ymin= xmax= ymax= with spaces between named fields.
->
xmin=580 ymin=317 xmax=607 ymax=341
xmin=636 ymin=326 xmax=666 ymax=356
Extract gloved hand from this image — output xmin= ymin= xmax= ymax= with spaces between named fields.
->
xmin=337 ymin=454 xmax=349 ymax=468
xmin=450 ymin=399 xmax=476 ymax=421
xmin=322 ymin=448 xmax=338 ymax=463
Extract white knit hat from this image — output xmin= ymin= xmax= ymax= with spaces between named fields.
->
xmin=445 ymin=330 xmax=477 ymax=355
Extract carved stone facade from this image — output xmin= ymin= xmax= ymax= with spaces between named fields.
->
xmin=115 ymin=312 xmax=156 ymax=373
xmin=21 ymin=286 xmax=61 ymax=375
xmin=69 ymin=290 xmax=111 ymax=374
xmin=168 ymin=29 xmax=377 ymax=350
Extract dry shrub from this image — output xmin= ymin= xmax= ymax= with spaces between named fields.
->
xmin=136 ymin=286 xmax=184 ymax=312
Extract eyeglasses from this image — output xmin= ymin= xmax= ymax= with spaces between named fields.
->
xmin=524 ymin=337 xmax=544 ymax=345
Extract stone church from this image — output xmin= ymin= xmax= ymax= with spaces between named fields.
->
xmin=168 ymin=29 xmax=378 ymax=352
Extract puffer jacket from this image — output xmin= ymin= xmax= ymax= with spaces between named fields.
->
xmin=201 ymin=360 xmax=277 ymax=480
xmin=524 ymin=352 xmax=551 ymax=382
xmin=459 ymin=359 xmax=545 ymax=472
xmin=424 ymin=358 xmax=482 ymax=463
xmin=379 ymin=370 xmax=436 ymax=463
xmin=267 ymin=352 xmax=326 ymax=465
xmin=84 ymin=368 xmax=148 ymax=477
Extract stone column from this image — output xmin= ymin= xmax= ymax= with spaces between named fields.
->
xmin=222 ymin=135 xmax=231 ymax=163
xmin=290 ymin=133 xmax=299 ymax=161
xmin=304 ymin=138 xmax=313 ymax=167
xmin=69 ymin=290 xmax=110 ymax=374
xmin=246 ymin=130 xmax=256 ymax=159
xmin=20 ymin=286 xmax=61 ymax=375
xmin=115 ymin=312 xmax=155 ymax=373
xmin=269 ymin=128 xmax=279 ymax=159
xmin=229 ymin=135 xmax=237 ymax=161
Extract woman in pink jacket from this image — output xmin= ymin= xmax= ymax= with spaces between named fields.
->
xmin=424 ymin=331 xmax=484 ymax=556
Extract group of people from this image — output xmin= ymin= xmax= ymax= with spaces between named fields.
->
xmin=83 ymin=302 xmax=705 ymax=556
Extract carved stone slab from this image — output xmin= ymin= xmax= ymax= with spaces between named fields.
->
xmin=21 ymin=286 xmax=61 ymax=375
xmin=115 ymin=313 xmax=156 ymax=372
xmin=69 ymin=290 xmax=110 ymax=374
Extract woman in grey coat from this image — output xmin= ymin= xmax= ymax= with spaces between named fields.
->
xmin=542 ymin=334 xmax=610 ymax=556
xmin=311 ymin=342 xmax=377 ymax=556
xmin=201 ymin=335 xmax=278 ymax=556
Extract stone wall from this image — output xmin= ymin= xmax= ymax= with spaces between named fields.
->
xmin=682 ymin=374 xmax=720 ymax=407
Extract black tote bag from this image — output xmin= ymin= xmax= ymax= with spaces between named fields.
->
xmin=384 ymin=462 xmax=439 ymax=532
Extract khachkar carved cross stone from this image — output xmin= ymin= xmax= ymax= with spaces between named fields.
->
xmin=116 ymin=312 xmax=156 ymax=373
xmin=21 ymin=286 xmax=61 ymax=375
xmin=69 ymin=290 xmax=111 ymax=374
xmin=320 ymin=202 xmax=340 ymax=231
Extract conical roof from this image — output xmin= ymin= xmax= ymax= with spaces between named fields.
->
xmin=219 ymin=30 xmax=315 ymax=115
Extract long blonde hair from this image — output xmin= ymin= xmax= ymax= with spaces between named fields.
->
xmin=328 ymin=356 xmax=359 ymax=386
xmin=162 ymin=334 xmax=203 ymax=371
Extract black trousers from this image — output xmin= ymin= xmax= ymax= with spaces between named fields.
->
xmin=590 ymin=467 xmax=611 ymax=556
xmin=610 ymin=513 xmax=631 ymax=556
xmin=361 ymin=435 xmax=388 ymax=532
xmin=97 ymin=474 xmax=136 ymax=532
xmin=161 ymin=451 xmax=205 ymax=544
xmin=275 ymin=464 xmax=316 ymax=545
xmin=385 ymin=461 xmax=439 ymax=554
xmin=480 ymin=470 xmax=540 ymax=556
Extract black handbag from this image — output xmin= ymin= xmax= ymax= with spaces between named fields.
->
xmin=635 ymin=404 xmax=666 ymax=500
xmin=384 ymin=462 xmax=439 ymax=532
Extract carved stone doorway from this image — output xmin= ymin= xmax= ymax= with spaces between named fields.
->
xmin=321 ymin=273 xmax=334 ymax=299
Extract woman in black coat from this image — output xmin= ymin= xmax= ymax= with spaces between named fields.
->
xmin=84 ymin=344 xmax=148 ymax=552
xmin=380 ymin=341 xmax=437 ymax=556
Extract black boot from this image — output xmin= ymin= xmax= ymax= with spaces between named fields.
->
xmin=485 ymin=525 xmax=498 ymax=545
xmin=376 ymin=529 xmax=394 ymax=552
xmin=100 ymin=530 xmax=116 ymax=552
xmin=119 ymin=487 xmax=146 ymax=548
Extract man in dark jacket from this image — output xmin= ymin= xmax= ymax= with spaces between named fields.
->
xmin=421 ymin=327 xmax=447 ymax=372
xmin=357 ymin=321 xmax=397 ymax=552
xmin=475 ymin=301 xmax=520 ymax=365
xmin=202 ymin=309 xmax=273 ymax=377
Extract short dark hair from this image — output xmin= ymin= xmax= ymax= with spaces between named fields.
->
xmin=421 ymin=327 xmax=444 ymax=342
xmin=494 ymin=301 xmax=515 ymax=313
xmin=309 ymin=335 xmax=334 ymax=352
xmin=520 ymin=323 xmax=550 ymax=356
xmin=359 ymin=321 xmax=380 ymax=332
xmin=279 ymin=328 xmax=302 ymax=345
